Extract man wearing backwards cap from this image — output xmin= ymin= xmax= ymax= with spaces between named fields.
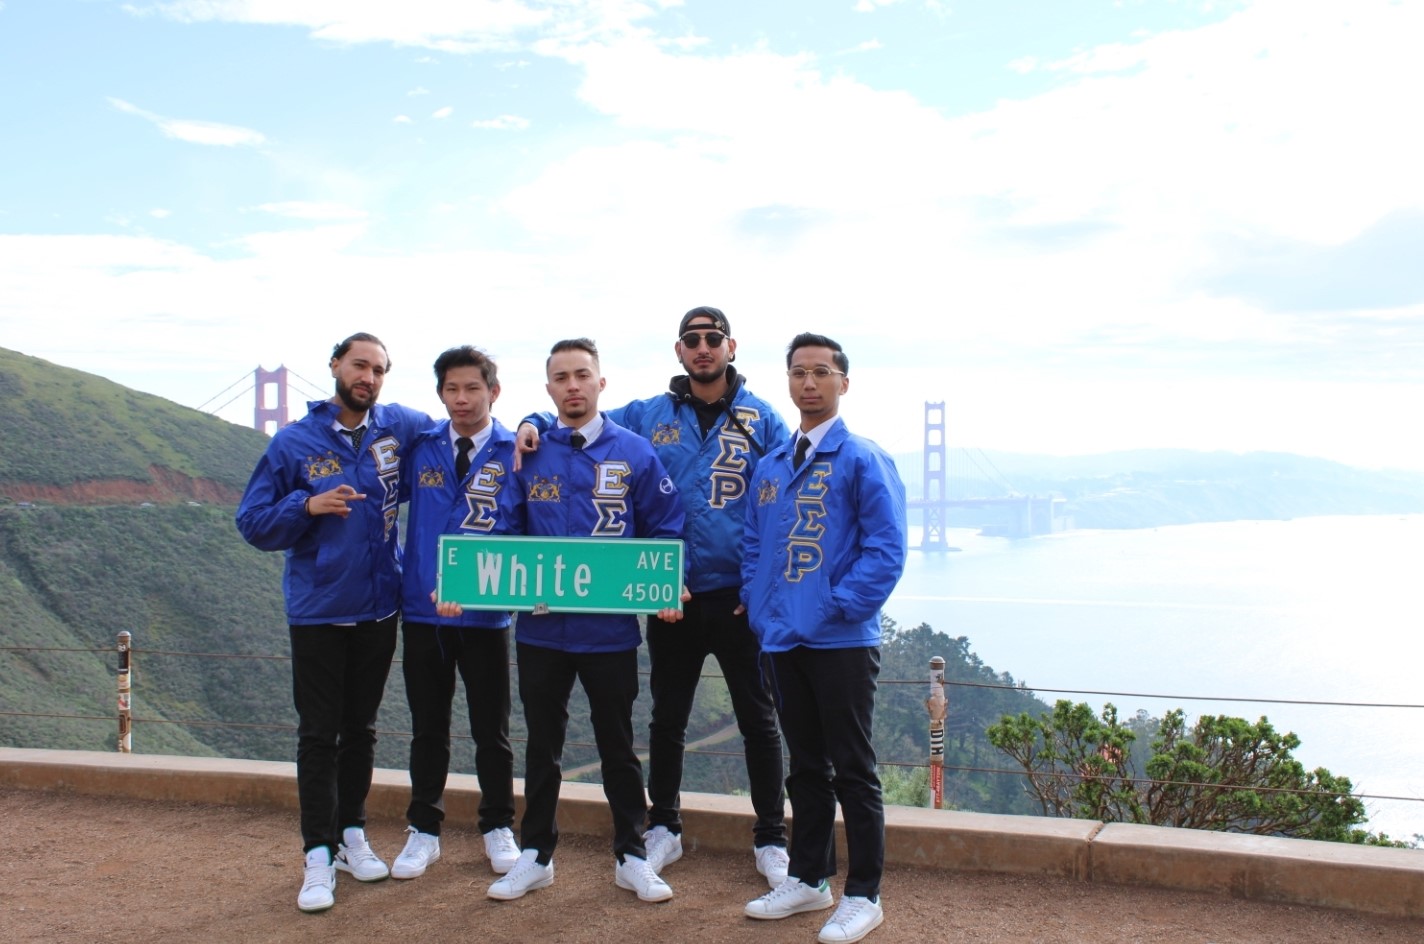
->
xmin=516 ymin=306 xmax=792 ymax=892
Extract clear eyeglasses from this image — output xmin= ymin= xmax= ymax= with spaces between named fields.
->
xmin=787 ymin=366 xmax=846 ymax=380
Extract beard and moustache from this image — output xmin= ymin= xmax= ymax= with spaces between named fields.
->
xmin=681 ymin=353 xmax=729 ymax=386
xmin=336 ymin=376 xmax=377 ymax=413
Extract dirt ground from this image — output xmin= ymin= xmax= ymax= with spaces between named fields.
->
xmin=1 ymin=787 xmax=1418 ymax=944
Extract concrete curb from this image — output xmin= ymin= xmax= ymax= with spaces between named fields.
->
xmin=3 ymin=747 xmax=1421 ymax=917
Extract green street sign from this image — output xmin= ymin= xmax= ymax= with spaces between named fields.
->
xmin=437 ymin=534 xmax=685 ymax=615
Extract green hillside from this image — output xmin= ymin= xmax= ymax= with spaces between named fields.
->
xmin=0 ymin=346 xmax=299 ymax=758
xmin=0 ymin=503 xmax=287 ymax=757
xmin=0 ymin=346 xmax=270 ymax=490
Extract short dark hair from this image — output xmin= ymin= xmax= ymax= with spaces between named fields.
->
xmin=433 ymin=345 xmax=499 ymax=391
xmin=786 ymin=332 xmax=849 ymax=375
xmin=331 ymin=332 xmax=390 ymax=370
xmin=546 ymin=337 xmax=600 ymax=372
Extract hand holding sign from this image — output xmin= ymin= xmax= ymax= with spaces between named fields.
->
xmin=439 ymin=535 xmax=685 ymax=616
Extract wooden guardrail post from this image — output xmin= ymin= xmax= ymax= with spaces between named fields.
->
xmin=117 ymin=631 xmax=132 ymax=753
xmin=927 ymin=655 xmax=947 ymax=809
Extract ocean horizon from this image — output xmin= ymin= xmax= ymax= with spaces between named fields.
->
xmin=886 ymin=513 xmax=1424 ymax=840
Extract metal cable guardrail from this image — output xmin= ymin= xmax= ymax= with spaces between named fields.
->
xmin=12 ymin=642 xmax=1424 ymax=710
xmin=875 ymin=676 xmax=1424 ymax=710
xmin=4 ymin=638 xmax=1422 ymax=815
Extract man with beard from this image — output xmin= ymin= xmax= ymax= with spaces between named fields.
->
xmin=516 ymin=308 xmax=791 ymax=891
xmin=237 ymin=332 xmax=430 ymax=914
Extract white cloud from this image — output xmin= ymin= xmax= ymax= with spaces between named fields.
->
xmin=408 ymin=86 xmax=430 ymax=96
xmin=432 ymin=105 xmax=454 ymax=119
xmin=471 ymin=114 xmax=530 ymax=130
xmin=135 ymin=0 xmax=553 ymax=52
xmin=11 ymin=0 xmax=1421 ymax=472
xmin=501 ymin=0 xmax=1424 ymax=334
xmin=394 ymin=114 xmax=413 ymax=123
xmin=149 ymin=208 xmax=171 ymax=219
xmin=981 ymin=0 xmax=1424 ymax=245
xmin=107 ymin=97 xmax=266 ymax=147
xmin=250 ymin=201 xmax=368 ymax=221
xmin=159 ymin=116 xmax=267 ymax=147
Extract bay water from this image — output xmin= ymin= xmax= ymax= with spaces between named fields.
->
xmin=885 ymin=514 xmax=1424 ymax=839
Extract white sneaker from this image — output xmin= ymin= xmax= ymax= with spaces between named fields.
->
xmin=487 ymin=849 xmax=554 ymax=900
xmin=335 ymin=826 xmax=390 ymax=882
xmin=483 ymin=826 xmax=521 ymax=874
xmin=745 ymin=877 xmax=834 ymax=919
xmin=391 ymin=826 xmax=440 ymax=880
xmin=643 ymin=825 xmax=682 ymax=874
xmin=818 ymin=895 xmax=884 ymax=943
xmin=297 ymin=847 xmax=336 ymax=913
xmin=614 ymin=855 xmax=674 ymax=903
xmin=755 ymin=844 xmax=790 ymax=888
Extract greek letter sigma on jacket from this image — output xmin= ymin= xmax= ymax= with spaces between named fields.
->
xmin=399 ymin=416 xmax=519 ymax=629
xmin=510 ymin=419 xmax=685 ymax=653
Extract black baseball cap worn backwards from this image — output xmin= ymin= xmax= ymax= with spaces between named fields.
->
xmin=679 ymin=305 xmax=731 ymax=336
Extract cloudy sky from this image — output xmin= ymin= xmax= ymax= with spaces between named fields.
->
xmin=2 ymin=0 xmax=1421 ymax=471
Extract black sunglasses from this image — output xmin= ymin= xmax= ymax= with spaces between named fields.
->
xmin=680 ymin=330 xmax=727 ymax=349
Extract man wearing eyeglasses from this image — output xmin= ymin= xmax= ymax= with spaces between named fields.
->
xmin=741 ymin=333 xmax=907 ymax=944
xmin=515 ymin=306 xmax=791 ymax=892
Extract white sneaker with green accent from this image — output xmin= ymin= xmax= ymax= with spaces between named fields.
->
xmin=297 ymin=846 xmax=336 ymax=913
xmin=335 ymin=826 xmax=390 ymax=882
xmin=744 ymin=877 xmax=834 ymax=919
xmin=818 ymin=895 xmax=884 ymax=943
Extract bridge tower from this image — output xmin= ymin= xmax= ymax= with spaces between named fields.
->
xmin=921 ymin=401 xmax=949 ymax=551
xmin=254 ymin=366 xmax=290 ymax=435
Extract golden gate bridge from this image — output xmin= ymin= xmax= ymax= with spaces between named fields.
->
xmin=913 ymin=402 xmax=1068 ymax=545
xmin=203 ymin=371 xmax=1068 ymax=544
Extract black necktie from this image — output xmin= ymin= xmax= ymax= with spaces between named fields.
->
xmin=570 ymin=431 xmax=586 ymax=450
xmin=344 ymin=426 xmax=366 ymax=451
xmin=793 ymin=435 xmax=810 ymax=467
xmin=455 ymin=437 xmax=473 ymax=480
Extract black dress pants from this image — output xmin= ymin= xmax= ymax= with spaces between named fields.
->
xmin=402 ymin=621 xmax=514 ymax=836
xmin=516 ymin=641 xmax=648 ymax=864
xmin=763 ymin=644 xmax=884 ymax=898
xmin=646 ymin=587 xmax=786 ymax=847
xmin=289 ymin=617 xmax=398 ymax=853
